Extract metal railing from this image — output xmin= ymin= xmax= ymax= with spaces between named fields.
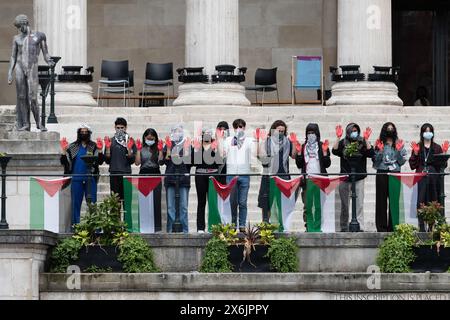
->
xmin=0 ymin=157 xmax=448 ymax=232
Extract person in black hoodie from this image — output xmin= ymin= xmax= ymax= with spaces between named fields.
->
xmin=192 ymin=128 xmax=223 ymax=232
xmin=160 ymin=124 xmax=192 ymax=233
xmin=296 ymin=123 xmax=331 ymax=230
xmin=104 ymin=117 xmax=137 ymax=206
xmin=332 ymin=123 xmax=374 ymax=232
xmin=409 ymin=123 xmax=448 ymax=231
xmin=60 ymin=124 xmax=104 ymax=226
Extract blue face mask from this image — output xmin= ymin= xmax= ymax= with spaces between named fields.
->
xmin=145 ymin=140 xmax=155 ymax=146
xmin=423 ymin=132 xmax=433 ymax=140
xmin=350 ymin=132 xmax=359 ymax=140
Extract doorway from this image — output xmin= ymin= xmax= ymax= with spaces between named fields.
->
xmin=393 ymin=0 xmax=450 ymax=106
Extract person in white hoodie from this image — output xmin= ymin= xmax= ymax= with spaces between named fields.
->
xmin=220 ymin=119 xmax=253 ymax=231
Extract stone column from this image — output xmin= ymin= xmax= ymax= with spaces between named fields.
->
xmin=174 ymin=0 xmax=250 ymax=106
xmin=328 ymin=0 xmax=403 ymax=106
xmin=34 ymin=0 xmax=96 ymax=106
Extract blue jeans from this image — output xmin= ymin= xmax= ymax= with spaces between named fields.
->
xmin=227 ymin=175 xmax=250 ymax=228
xmin=166 ymin=186 xmax=190 ymax=233
xmin=71 ymin=178 xmax=97 ymax=225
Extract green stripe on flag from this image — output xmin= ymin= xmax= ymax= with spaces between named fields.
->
xmin=207 ymin=179 xmax=221 ymax=231
xmin=123 ymin=178 xmax=140 ymax=233
xmin=388 ymin=175 xmax=402 ymax=228
xmin=269 ymin=178 xmax=283 ymax=232
xmin=306 ymin=179 xmax=322 ymax=232
xmin=30 ymin=178 xmax=45 ymax=229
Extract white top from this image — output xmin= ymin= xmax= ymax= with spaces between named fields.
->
xmin=306 ymin=157 xmax=321 ymax=175
xmin=224 ymin=136 xmax=253 ymax=174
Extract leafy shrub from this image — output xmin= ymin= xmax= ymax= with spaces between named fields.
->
xmin=376 ymin=224 xmax=418 ymax=273
xmin=200 ymin=238 xmax=233 ymax=273
xmin=49 ymin=237 xmax=82 ymax=273
xmin=118 ymin=235 xmax=160 ymax=273
xmin=266 ymin=237 xmax=299 ymax=273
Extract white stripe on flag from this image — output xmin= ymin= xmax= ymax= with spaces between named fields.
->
xmin=218 ymin=195 xmax=232 ymax=225
xmin=139 ymin=193 xmax=155 ymax=233
xmin=281 ymin=193 xmax=296 ymax=232
xmin=320 ymin=190 xmax=336 ymax=233
xmin=403 ymin=183 xmax=419 ymax=227
xmin=44 ymin=191 xmax=59 ymax=233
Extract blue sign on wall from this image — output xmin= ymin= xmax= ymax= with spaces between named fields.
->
xmin=295 ymin=56 xmax=322 ymax=89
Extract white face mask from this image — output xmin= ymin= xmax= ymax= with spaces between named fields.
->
xmin=423 ymin=132 xmax=433 ymax=141
xmin=145 ymin=140 xmax=155 ymax=146
xmin=307 ymin=133 xmax=317 ymax=144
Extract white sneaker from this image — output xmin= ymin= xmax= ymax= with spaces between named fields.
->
xmin=198 ymin=230 xmax=205 ymax=234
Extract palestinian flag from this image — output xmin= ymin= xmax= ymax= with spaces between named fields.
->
xmin=30 ymin=177 xmax=71 ymax=232
xmin=208 ymin=177 xmax=238 ymax=231
xmin=123 ymin=176 xmax=163 ymax=233
xmin=269 ymin=176 xmax=302 ymax=232
xmin=388 ymin=173 xmax=427 ymax=228
xmin=306 ymin=175 xmax=348 ymax=233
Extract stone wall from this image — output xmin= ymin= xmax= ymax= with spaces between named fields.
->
xmin=0 ymin=0 xmax=336 ymax=106
xmin=40 ymin=273 xmax=450 ymax=300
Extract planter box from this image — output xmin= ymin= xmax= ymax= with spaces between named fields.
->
xmin=228 ymin=245 xmax=271 ymax=272
xmin=73 ymin=245 xmax=123 ymax=272
xmin=410 ymin=246 xmax=450 ymax=273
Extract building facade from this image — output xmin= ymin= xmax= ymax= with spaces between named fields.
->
xmin=0 ymin=0 xmax=449 ymax=106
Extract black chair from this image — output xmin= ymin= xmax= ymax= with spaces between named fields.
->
xmin=98 ymin=60 xmax=133 ymax=107
xmin=142 ymin=62 xmax=174 ymax=107
xmin=245 ymin=67 xmax=280 ymax=106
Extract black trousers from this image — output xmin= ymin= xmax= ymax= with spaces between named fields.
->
xmin=110 ymin=175 xmax=125 ymax=202
xmin=195 ymin=175 xmax=210 ymax=231
xmin=375 ymin=171 xmax=393 ymax=232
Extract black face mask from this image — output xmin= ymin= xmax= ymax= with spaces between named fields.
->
xmin=78 ymin=133 xmax=90 ymax=142
xmin=386 ymin=131 xmax=395 ymax=138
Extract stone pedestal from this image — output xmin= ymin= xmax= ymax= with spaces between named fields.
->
xmin=174 ymin=0 xmax=250 ymax=106
xmin=34 ymin=0 xmax=96 ymax=107
xmin=0 ymin=231 xmax=57 ymax=300
xmin=54 ymin=83 xmax=96 ymax=107
xmin=329 ymin=0 xmax=402 ymax=106
xmin=0 ymin=131 xmax=69 ymax=231
xmin=327 ymin=82 xmax=403 ymax=106
xmin=173 ymin=83 xmax=251 ymax=106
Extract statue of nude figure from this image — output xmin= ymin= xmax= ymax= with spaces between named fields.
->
xmin=7 ymin=14 xmax=54 ymax=132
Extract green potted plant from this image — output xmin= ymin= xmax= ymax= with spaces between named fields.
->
xmin=201 ymin=222 xmax=299 ymax=273
xmin=377 ymin=222 xmax=450 ymax=273
xmin=48 ymin=193 xmax=159 ymax=273
xmin=417 ymin=201 xmax=443 ymax=232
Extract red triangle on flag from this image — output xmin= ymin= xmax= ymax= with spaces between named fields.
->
xmin=126 ymin=177 xmax=163 ymax=197
xmin=211 ymin=177 xmax=238 ymax=200
xmin=34 ymin=177 xmax=71 ymax=197
xmin=389 ymin=173 xmax=427 ymax=189
xmin=308 ymin=175 xmax=348 ymax=195
xmin=273 ymin=176 xmax=302 ymax=198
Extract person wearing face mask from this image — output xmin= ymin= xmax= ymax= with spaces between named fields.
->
xmin=372 ymin=122 xmax=407 ymax=232
xmin=219 ymin=119 xmax=253 ymax=232
xmin=192 ymin=128 xmax=223 ymax=233
xmin=60 ymin=124 xmax=104 ymax=225
xmin=216 ymin=121 xmax=230 ymax=184
xmin=256 ymin=120 xmax=298 ymax=222
xmin=332 ymin=123 xmax=375 ymax=232
xmin=104 ymin=117 xmax=137 ymax=206
xmin=409 ymin=123 xmax=448 ymax=231
xmin=160 ymin=123 xmax=192 ymax=233
xmin=295 ymin=123 xmax=331 ymax=230
xmin=134 ymin=128 xmax=164 ymax=232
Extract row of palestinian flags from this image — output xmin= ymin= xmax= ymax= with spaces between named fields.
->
xmin=29 ymin=173 xmax=427 ymax=233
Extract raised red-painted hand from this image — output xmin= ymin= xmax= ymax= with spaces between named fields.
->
xmin=335 ymin=125 xmax=343 ymax=138
xmin=60 ymin=137 xmax=69 ymax=151
xmin=135 ymin=139 xmax=142 ymax=151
